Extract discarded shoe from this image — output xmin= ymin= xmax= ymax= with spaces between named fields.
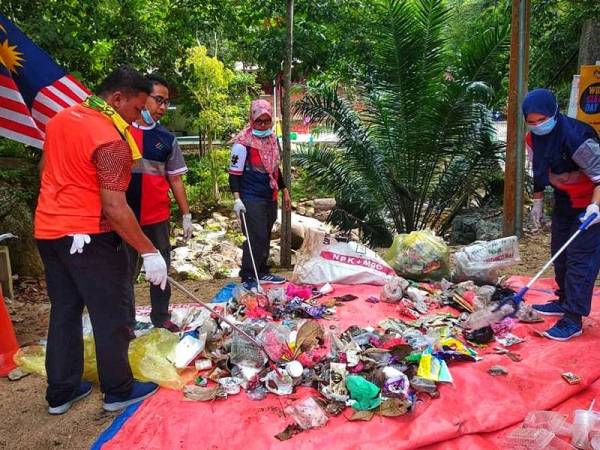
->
xmin=102 ymin=381 xmax=159 ymax=412
xmin=259 ymin=274 xmax=286 ymax=284
xmin=543 ymin=318 xmax=582 ymax=341
xmin=48 ymin=381 xmax=93 ymax=415
xmin=532 ymin=301 xmax=565 ymax=316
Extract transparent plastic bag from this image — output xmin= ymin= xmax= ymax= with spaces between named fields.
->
xmin=284 ymin=397 xmax=328 ymax=429
xmin=524 ymin=410 xmax=569 ymax=435
xmin=452 ymin=236 xmax=520 ymax=284
xmin=384 ymin=230 xmax=450 ymax=281
xmin=381 ymin=276 xmax=409 ymax=303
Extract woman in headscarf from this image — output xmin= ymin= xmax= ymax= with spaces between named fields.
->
xmin=228 ymin=99 xmax=292 ymax=290
xmin=523 ymin=88 xmax=600 ymax=340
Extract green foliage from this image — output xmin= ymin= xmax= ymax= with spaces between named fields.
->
xmin=529 ymin=0 xmax=600 ymax=105
xmin=292 ymin=164 xmax=333 ymax=201
xmin=183 ymin=148 xmax=232 ymax=211
xmin=294 ymin=0 xmax=505 ymax=247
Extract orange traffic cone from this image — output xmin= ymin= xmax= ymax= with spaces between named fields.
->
xmin=0 ymin=285 xmax=19 ymax=376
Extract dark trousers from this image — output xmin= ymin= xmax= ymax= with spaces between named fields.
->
xmin=37 ymin=233 xmax=133 ymax=407
xmin=551 ymin=211 xmax=600 ymax=318
xmin=125 ymin=220 xmax=171 ymax=327
xmin=239 ymin=199 xmax=278 ymax=281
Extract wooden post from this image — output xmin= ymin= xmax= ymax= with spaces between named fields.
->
xmin=280 ymin=0 xmax=294 ymax=268
xmin=503 ymin=0 xmax=530 ymax=237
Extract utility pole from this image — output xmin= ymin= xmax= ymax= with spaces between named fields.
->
xmin=503 ymin=0 xmax=530 ymax=237
xmin=280 ymin=0 xmax=294 ymax=268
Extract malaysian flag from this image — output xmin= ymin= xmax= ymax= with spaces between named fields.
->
xmin=0 ymin=14 xmax=90 ymax=148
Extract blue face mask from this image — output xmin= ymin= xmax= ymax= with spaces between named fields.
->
xmin=141 ymin=108 xmax=155 ymax=126
xmin=251 ymin=128 xmax=272 ymax=138
xmin=528 ymin=115 xmax=557 ymax=136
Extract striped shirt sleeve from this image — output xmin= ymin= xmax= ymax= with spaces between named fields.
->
xmin=92 ymin=140 xmax=132 ymax=191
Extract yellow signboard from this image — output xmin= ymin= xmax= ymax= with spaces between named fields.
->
xmin=576 ymin=65 xmax=600 ymax=135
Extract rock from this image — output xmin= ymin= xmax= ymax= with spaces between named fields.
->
xmin=313 ymin=198 xmax=336 ymax=211
xmin=450 ymin=209 xmax=502 ymax=244
xmin=272 ymin=211 xmax=330 ymax=250
xmin=170 ymin=261 xmax=211 ymax=281
xmin=8 ymin=367 xmax=30 ymax=381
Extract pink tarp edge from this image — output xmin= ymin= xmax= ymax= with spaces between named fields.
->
xmin=101 ymin=277 xmax=600 ymax=450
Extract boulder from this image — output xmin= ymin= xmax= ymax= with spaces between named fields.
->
xmin=450 ymin=209 xmax=502 ymax=245
xmin=313 ymin=198 xmax=336 ymax=212
xmin=272 ymin=211 xmax=330 ymax=250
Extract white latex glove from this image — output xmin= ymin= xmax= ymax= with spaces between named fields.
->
xmin=530 ymin=198 xmax=544 ymax=229
xmin=182 ymin=213 xmax=193 ymax=241
xmin=233 ymin=198 xmax=246 ymax=218
xmin=580 ymin=203 xmax=600 ymax=229
xmin=141 ymin=251 xmax=168 ymax=290
xmin=69 ymin=234 xmax=91 ymax=254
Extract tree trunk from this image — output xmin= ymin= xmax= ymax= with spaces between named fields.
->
xmin=206 ymin=132 xmax=221 ymax=202
xmin=578 ymin=19 xmax=600 ymax=67
xmin=280 ymin=0 xmax=294 ymax=268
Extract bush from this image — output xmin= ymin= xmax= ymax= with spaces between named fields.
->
xmin=182 ymin=147 xmax=232 ymax=213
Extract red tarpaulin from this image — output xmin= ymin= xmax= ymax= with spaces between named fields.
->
xmin=98 ymin=277 xmax=600 ymax=449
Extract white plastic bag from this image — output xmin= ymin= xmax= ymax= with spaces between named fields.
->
xmin=292 ymin=229 xmax=395 ymax=285
xmin=452 ymin=236 xmax=520 ymax=284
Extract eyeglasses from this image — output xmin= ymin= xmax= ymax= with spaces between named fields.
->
xmin=254 ymin=118 xmax=272 ymax=126
xmin=150 ymin=95 xmax=170 ymax=107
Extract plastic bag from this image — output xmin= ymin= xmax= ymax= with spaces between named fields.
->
xmin=14 ymin=336 xmax=99 ymax=382
xmin=284 ymin=397 xmax=328 ymax=429
xmin=384 ymin=231 xmax=450 ymax=281
xmin=381 ymin=276 xmax=409 ymax=303
xmin=452 ymin=236 xmax=520 ymax=284
xmin=15 ymin=329 xmax=189 ymax=389
xmin=129 ymin=328 xmax=189 ymax=390
xmin=346 ymin=375 xmax=382 ymax=410
xmin=292 ymin=229 xmax=395 ymax=286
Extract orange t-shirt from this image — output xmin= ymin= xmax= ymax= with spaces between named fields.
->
xmin=35 ymin=104 xmax=132 ymax=239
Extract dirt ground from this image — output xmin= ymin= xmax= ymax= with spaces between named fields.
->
xmin=0 ymin=235 xmax=551 ymax=450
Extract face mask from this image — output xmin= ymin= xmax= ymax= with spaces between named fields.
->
xmin=251 ymin=128 xmax=272 ymax=138
xmin=528 ymin=115 xmax=557 ymax=136
xmin=141 ymin=108 xmax=155 ymax=126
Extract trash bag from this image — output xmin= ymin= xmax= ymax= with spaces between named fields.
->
xmin=384 ymin=230 xmax=450 ymax=281
xmin=292 ymin=229 xmax=395 ymax=285
xmin=14 ymin=336 xmax=99 ymax=382
xmin=129 ymin=328 xmax=188 ymax=390
xmin=452 ymin=236 xmax=520 ymax=284
xmin=15 ymin=329 xmax=189 ymax=389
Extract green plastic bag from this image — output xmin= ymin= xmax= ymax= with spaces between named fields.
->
xmin=384 ymin=230 xmax=450 ymax=280
xmin=346 ymin=375 xmax=382 ymax=410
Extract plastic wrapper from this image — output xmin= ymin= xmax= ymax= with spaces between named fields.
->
xmin=381 ymin=276 xmax=409 ymax=303
xmin=257 ymin=324 xmax=291 ymax=362
xmin=384 ymin=230 xmax=450 ymax=281
xmin=230 ymin=334 xmax=267 ymax=368
xmin=452 ymin=236 xmax=520 ymax=284
xmin=284 ymin=397 xmax=329 ymax=430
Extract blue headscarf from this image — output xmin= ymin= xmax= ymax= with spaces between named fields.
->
xmin=521 ymin=88 xmax=599 ymax=192
xmin=522 ymin=88 xmax=559 ymax=118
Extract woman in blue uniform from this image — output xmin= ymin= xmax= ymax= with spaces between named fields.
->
xmin=523 ymin=88 xmax=600 ymax=341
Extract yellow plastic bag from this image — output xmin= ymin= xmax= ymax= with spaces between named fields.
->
xmin=128 ymin=328 xmax=189 ymax=390
xmin=384 ymin=230 xmax=450 ymax=280
xmin=15 ymin=329 xmax=190 ymax=390
xmin=14 ymin=336 xmax=98 ymax=382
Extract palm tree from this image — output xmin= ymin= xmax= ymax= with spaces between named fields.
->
xmin=293 ymin=0 xmax=509 ymax=247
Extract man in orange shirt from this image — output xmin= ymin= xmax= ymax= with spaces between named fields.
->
xmin=35 ymin=66 xmax=165 ymax=414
